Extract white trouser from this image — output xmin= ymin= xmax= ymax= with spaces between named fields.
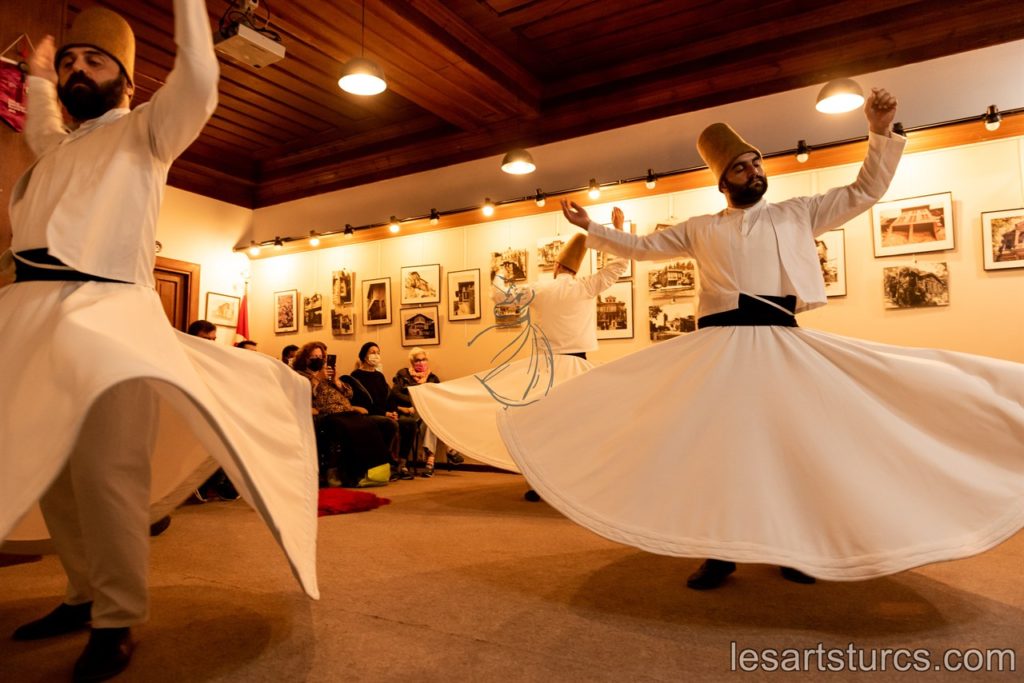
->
xmin=39 ymin=381 xmax=159 ymax=628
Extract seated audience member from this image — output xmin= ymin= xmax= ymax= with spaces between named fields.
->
xmin=293 ymin=342 xmax=394 ymax=487
xmin=281 ymin=344 xmax=299 ymax=365
xmin=344 ymin=342 xmax=413 ymax=480
xmin=187 ymin=319 xmax=217 ymax=340
xmin=390 ymin=348 xmax=463 ymax=477
xmin=236 ymin=340 xmax=258 ymax=351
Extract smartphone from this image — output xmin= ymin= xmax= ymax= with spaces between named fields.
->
xmin=326 ymin=354 xmax=336 ymax=367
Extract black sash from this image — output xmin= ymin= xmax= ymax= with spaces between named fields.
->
xmin=697 ymin=294 xmax=798 ymax=328
xmin=13 ymin=249 xmax=127 ymax=284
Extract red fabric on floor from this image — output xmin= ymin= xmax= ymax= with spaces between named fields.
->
xmin=317 ymin=488 xmax=391 ymax=516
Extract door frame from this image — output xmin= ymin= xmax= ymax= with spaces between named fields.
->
xmin=155 ymin=255 xmax=200 ymax=330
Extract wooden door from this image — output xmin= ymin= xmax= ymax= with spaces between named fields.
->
xmin=154 ymin=256 xmax=200 ymax=331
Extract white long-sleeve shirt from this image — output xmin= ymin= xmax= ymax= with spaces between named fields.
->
xmin=9 ymin=0 xmax=219 ymax=286
xmin=586 ymin=131 xmax=905 ymax=318
xmin=493 ymin=259 xmax=627 ymax=353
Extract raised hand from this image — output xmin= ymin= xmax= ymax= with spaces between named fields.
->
xmin=28 ymin=35 xmax=58 ymax=84
xmin=865 ymin=87 xmax=898 ymax=136
xmin=561 ymin=199 xmax=591 ymax=230
xmin=612 ymin=206 xmax=625 ymax=231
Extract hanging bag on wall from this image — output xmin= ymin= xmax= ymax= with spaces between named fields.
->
xmin=0 ymin=35 xmax=31 ymax=133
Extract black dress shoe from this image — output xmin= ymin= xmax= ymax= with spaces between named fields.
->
xmin=779 ymin=566 xmax=817 ymax=584
xmin=12 ymin=601 xmax=92 ymax=640
xmin=686 ymin=559 xmax=737 ymax=590
xmin=446 ymin=451 xmax=465 ymax=465
xmin=73 ymin=627 xmax=133 ymax=682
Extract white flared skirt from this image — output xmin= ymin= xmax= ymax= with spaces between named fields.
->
xmin=0 ymin=280 xmax=319 ymax=598
xmin=411 ymin=355 xmax=592 ymax=472
xmin=497 ymin=326 xmax=1024 ymax=581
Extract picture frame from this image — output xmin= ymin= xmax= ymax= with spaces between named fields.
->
xmin=400 ymin=305 xmax=440 ymax=346
xmin=591 ymin=220 xmax=633 ymax=279
xmin=332 ymin=269 xmax=355 ymax=306
xmin=490 ymin=248 xmax=528 ymax=285
xmin=647 ymin=259 xmax=697 ymax=297
xmin=882 ymin=262 xmax=950 ymax=309
xmin=273 ymin=289 xmax=299 ymax=333
xmin=816 ymin=229 xmax=847 ymax=297
xmin=447 ymin=268 xmax=481 ymax=321
xmin=596 ymin=281 xmax=633 ymax=340
xmin=872 ymin=191 xmax=954 ymax=257
xmin=331 ymin=307 xmax=355 ymax=335
xmin=205 ymin=292 xmax=239 ymax=327
xmin=362 ymin=277 xmax=391 ymax=326
xmin=648 ymin=301 xmax=696 ymax=342
xmin=536 ymin=235 xmax=567 ymax=271
xmin=981 ymin=208 xmax=1024 ymax=270
xmin=303 ymin=292 xmax=323 ymax=327
xmin=400 ymin=264 xmax=441 ymax=305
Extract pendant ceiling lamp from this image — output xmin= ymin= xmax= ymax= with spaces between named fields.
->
xmin=815 ymin=78 xmax=864 ymax=114
xmin=501 ymin=148 xmax=536 ymax=174
xmin=339 ymin=0 xmax=386 ymax=96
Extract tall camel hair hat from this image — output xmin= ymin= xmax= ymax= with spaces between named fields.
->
xmin=555 ymin=233 xmax=587 ymax=274
xmin=697 ymin=122 xmax=761 ymax=183
xmin=56 ymin=6 xmax=136 ymax=85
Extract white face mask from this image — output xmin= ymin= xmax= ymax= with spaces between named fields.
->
xmin=366 ymin=353 xmax=381 ymax=367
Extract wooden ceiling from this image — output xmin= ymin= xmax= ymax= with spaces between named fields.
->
xmin=72 ymin=0 xmax=1024 ymax=208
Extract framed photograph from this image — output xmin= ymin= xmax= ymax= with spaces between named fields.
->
xmin=647 ymin=259 xmax=697 ymax=296
xmin=332 ymin=269 xmax=355 ymax=306
xmin=401 ymin=264 xmax=441 ymax=305
xmin=882 ymin=262 xmax=950 ymax=309
xmin=981 ymin=208 xmax=1024 ymax=270
xmin=490 ymin=248 xmax=528 ymax=285
xmin=872 ymin=192 xmax=954 ymax=257
xmin=363 ymin=277 xmax=391 ymax=325
xmin=447 ymin=268 xmax=481 ymax=321
xmin=596 ymin=281 xmax=633 ymax=340
xmin=303 ymin=292 xmax=323 ymax=327
xmin=816 ymin=229 xmax=847 ymax=297
xmin=273 ymin=289 xmax=298 ymax=333
xmin=649 ymin=301 xmax=696 ymax=342
xmin=400 ymin=305 xmax=440 ymax=346
xmin=591 ymin=220 xmax=633 ymax=279
xmin=537 ymin=235 xmax=567 ymax=271
xmin=205 ymin=292 xmax=239 ymax=327
xmin=331 ymin=307 xmax=355 ymax=335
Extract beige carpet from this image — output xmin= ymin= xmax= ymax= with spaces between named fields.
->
xmin=1 ymin=470 xmax=1021 ymax=681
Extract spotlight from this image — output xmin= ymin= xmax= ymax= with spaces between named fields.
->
xmin=534 ymin=189 xmax=546 ymax=207
xmin=308 ymin=230 xmax=320 ymax=247
xmin=248 ymin=240 xmax=261 ymax=257
xmin=588 ymin=178 xmax=600 ymax=199
xmin=645 ymin=169 xmax=657 ymax=190
xmin=429 ymin=208 xmax=440 ymax=226
xmin=273 ymin=236 xmax=284 ymax=250
xmin=815 ymin=78 xmax=864 ymax=114
xmin=344 ymin=223 xmax=355 ymax=236
xmin=388 ymin=216 xmax=400 ymax=233
xmin=892 ymin=122 xmax=906 ymax=137
xmin=984 ymin=105 xmax=1001 ymax=132
xmin=796 ymin=140 xmax=810 ymax=163
xmin=482 ymin=198 xmax=495 ymax=217
xmin=500 ymin=148 xmax=536 ymax=175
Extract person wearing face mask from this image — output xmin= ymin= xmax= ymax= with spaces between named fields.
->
xmin=344 ymin=342 xmax=413 ymax=480
xmin=388 ymin=348 xmax=462 ymax=477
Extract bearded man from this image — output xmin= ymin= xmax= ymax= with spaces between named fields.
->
xmin=0 ymin=2 xmax=319 ymax=680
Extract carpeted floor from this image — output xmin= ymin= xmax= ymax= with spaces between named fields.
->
xmin=1 ymin=470 xmax=1021 ymax=681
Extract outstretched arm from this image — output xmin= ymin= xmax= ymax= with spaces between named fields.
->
xmin=24 ymin=35 xmax=67 ymax=157
xmin=865 ymin=87 xmax=898 ymax=136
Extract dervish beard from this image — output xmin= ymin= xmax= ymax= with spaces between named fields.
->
xmin=724 ymin=176 xmax=768 ymax=206
xmin=58 ymin=72 xmax=126 ymax=121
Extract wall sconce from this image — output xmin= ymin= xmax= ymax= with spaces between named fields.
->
xmin=482 ymin=198 xmax=495 ymax=217
xmin=248 ymin=240 xmax=261 ymax=257
xmin=984 ymin=105 xmax=1001 ymax=131
xmin=388 ymin=216 xmax=400 ymax=233
xmin=344 ymin=223 xmax=355 ymax=236
xmin=587 ymin=178 xmax=600 ymax=199
xmin=892 ymin=122 xmax=906 ymax=137
xmin=273 ymin=236 xmax=284 ymax=250
xmin=429 ymin=208 xmax=440 ymax=226
xmin=535 ymin=189 xmax=546 ymax=207
xmin=501 ymin=148 xmax=536 ymax=175
xmin=308 ymin=230 xmax=320 ymax=247
xmin=795 ymin=140 xmax=810 ymax=163
xmin=815 ymin=78 xmax=864 ymax=114
xmin=645 ymin=169 xmax=657 ymax=189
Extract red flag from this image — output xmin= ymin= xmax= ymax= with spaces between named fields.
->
xmin=235 ymin=283 xmax=250 ymax=343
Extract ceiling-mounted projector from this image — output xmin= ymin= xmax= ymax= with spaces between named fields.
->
xmin=215 ymin=22 xmax=285 ymax=69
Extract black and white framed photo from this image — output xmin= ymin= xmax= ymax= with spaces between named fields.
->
xmin=401 ymin=264 xmax=441 ymax=305
xmin=882 ymin=262 xmax=950 ymax=309
xmin=303 ymin=292 xmax=323 ymax=327
xmin=273 ymin=289 xmax=298 ymax=333
xmin=816 ymin=229 xmax=847 ymax=297
xmin=647 ymin=259 xmax=697 ymax=296
xmin=981 ymin=208 xmax=1024 ymax=271
xmin=332 ymin=269 xmax=355 ymax=306
xmin=490 ymin=248 xmax=528 ymax=285
xmin=447 ymin=268 xmax=481 ymax=321
xmin=537 ymin=236 xmax=567 ymax=271
xmin=649 ymin=301 xmax=696 ymax=342
xmin=596 ymin=281 xmax=633 ymax=340
xmin=591 ymin=220 xmax=633 ymax=279
xmin=362 ymin=277 xmax=391 ymax=325
xmin=331 ymin=308 xmax=355 ymax=335
xmin=872 ymin=192 xmax=954 ymax=257
xmin=400 ymin=305 xmax=440 ymax=346
xmin=205 ymin=292 xmax=239 ymax=327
